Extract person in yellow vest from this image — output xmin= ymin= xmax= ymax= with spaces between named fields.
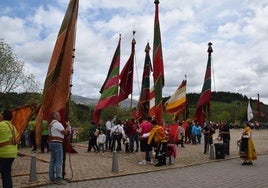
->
xmin=41 ymin=119 xmax=49 ymax=153
xmin=28 ymin=117 xmax=37 ymax=151
xmin=147 ymin=119 xmax=168 ymax=167
xmin=0 ymin=110 xmax=18 ymax=188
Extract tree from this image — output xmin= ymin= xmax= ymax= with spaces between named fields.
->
xmin=0 ymin=39 xmax=38 ymax=93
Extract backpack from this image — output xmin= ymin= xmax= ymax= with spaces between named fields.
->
xmin=94 ymin=129 xmax=99 ymax=136
xmin=113 ymin=126 xmax=121 ymax=136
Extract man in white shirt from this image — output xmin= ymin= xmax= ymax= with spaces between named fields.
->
xmin=49 ymin=112 xmax=70 ymax=185
xmin=110 ymin=120 xmax=126 ymax=152
xmin=105 ymin=116 xmax=115 ymax=150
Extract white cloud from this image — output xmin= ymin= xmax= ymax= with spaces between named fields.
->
xmin=0 ymin=0 xmax=268 ymax=105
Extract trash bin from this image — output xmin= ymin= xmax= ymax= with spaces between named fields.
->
xmin=214 ymin=143 xmax=225 ymax=159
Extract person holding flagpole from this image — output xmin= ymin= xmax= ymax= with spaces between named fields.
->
xmin=48 ymin=111 xmax=71 ymax=184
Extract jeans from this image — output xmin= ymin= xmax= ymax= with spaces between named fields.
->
xmin=98 ymin=143 xmax=104 ymax=153
xmin=129 ymin=135 xmax=135 ymax=152
xmin=129 ymin=133 xmax=139 ymax=152
xmin=30 ymin=131 xmax=36 ymax=150
xmin=41 ymin=135 xmax=49 ymax=152
xmin=111 ymin=134 xmax=122 ymax=151
xmin=49 ymin=142 xmax=63 ymax=181
xmin=105 ymin=130 xmax=111 ymax=150
xmin=0 ymin=158 xmax=15 ymax=188
xmin=87 ymin=137 xmax=98 ymax=152
xmin=204 ymin=137 xmax=213 ymax=154
xmin=223 ymin=138 xmax=230 ymax=155
xmin=197 ymin=134 xmax=201 ymax=144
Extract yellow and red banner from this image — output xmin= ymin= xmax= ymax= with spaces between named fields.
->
xmin=165 ymin=80 xmax=187 ymax=114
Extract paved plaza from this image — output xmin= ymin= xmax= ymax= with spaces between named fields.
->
xmin=8 ymin=129 xmax=268 ymax=188
xmin=41 ymin=154 xmax=268 ymax=188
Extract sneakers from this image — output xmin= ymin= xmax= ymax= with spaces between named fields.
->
xmin=138 ymin=160 xmax=146 ymax=165
xmin=154 ymin=162 xmax=163 ymax=167
xmin=139 ymin=159 xmax=154 ymax=165
xmin=242 ymin=161 xmax=253 ymax=165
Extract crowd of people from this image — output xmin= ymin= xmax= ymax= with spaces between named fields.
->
xmin=87 ymin=117 xmax=258 ymax=167
xmin=87 ymin=117 xmax=171 ymax=166
xmin=0 ymin=110 xmax=74 ymax=186
xmin=13 ymin=117 xmax=52 ymax=153
xmin=0 ymin=110 xmax=258 ymax=187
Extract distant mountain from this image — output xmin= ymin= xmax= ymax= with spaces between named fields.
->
xmin=71 ymin=95 xmax=138 ymax=108
xmin=71 ymin=95 xmax=97 ymax=105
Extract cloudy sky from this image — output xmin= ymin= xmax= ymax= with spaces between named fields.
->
xmin=0 ymin=0 xmax=268 ymax=104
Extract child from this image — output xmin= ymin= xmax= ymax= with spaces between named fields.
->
xmin=124 ymin=136 xmax=130 ymax=153
xmin=97 ymin=130 xmax=106 ymax=155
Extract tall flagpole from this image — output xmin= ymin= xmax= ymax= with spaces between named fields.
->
xmin=35 ymin=0 xmax=79 ymax=144
xmin=195 ymin=42 xmax=212 ymax=125
xmin=207 ymin=42 xmax=213 ymax=122
xmin=257 ymin=93 xmax=261 ymax=121
xmin=130 ymin=31 xmax=136 ymax=118
xmin=153 ymin=0 xmax=165 ymax=125
xmin=135 ymin=42 xmax=152 ymax=123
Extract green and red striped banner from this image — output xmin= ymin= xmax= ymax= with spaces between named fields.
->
xmin=117 ymin=38 xmax=136 ymax=103
xmin=152 ymin=0 xmax=164 ymax=125
xmin=93 ymin=37 xmax=121 ymax=124
xmin=135 ymin=42 xmax=152 ymax=122
xmin=195 ymin=42 xmax=212 ymax=125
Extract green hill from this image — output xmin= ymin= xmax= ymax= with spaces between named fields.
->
xmin=0 ymin=91 xmax=267 ymax=127
xmin=164 ymin=91 xmax=268 ymax=123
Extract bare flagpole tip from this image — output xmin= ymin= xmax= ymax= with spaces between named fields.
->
xmin=145 ymin=42 xmax=151 ymax=53
xmin=132 ymin=31 xmax=136 ymax=44
xmin=207 ymin=42 xmax=213 ymax=54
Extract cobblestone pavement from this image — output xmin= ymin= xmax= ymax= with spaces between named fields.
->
xmin=9 ymin=129 xmax=268 ymax=188
xmin=41 ymin=154 xmax=268 ymax=188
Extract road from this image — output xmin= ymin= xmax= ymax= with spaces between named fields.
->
xmin=41 ymin=154 xmax=268 ymax=188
